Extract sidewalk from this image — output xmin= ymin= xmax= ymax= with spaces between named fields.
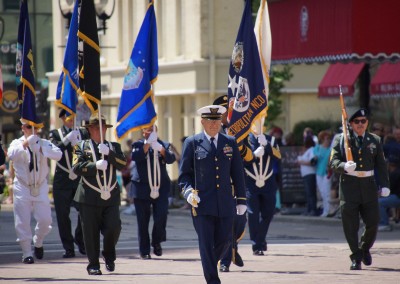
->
xmin=0 ymin=203 xmax=399 ymax=284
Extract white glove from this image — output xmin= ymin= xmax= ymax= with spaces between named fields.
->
xmin=96 ymin=159 xmax=108 ymax=171
xmin=65 ymin=130 xmax=80 ymax=146
xmin=187 ymin=192 xmax=201 ymax=207
xmin=236 ymin=204 xmax=247 ymax=215
xmin=253 ymin=146 xmax=265 ymax=158
xmin=381 ymin=187 xmax=391 ymax=197
xmin=27 ymin=134 xmax=39 ymax=147
xmin=30 ymin=143 xmax=41 ymax=153
xmin=344 ymin=161 xmax=357 ymax=173
xmin=257 ymin=135 xmax=268 ymax=146
xmin=151 ymin=142 xmax=163 ymax=152
xmin=98 ymin=143 xmax=110 ymax=155
xmin=145 ymin=131 xmax=158 ymax=144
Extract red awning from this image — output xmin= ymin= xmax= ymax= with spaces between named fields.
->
xmin=269 ymin=0 xmax=400 ymax=64
xmin=370 ymin=62 xmax=400 ymax=98
xmin=318 ymin=63 xmax=365 ymax=98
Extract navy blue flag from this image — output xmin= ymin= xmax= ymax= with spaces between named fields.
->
xmin=56 ymin=0 xmax=79 ymax=118
xmin=115 ymin=1 xmax=158 ymax=140
xmin=17 ymin=0 xmax=43 ymax=128
xmin=227 ymin=0 xmax=267 ymax=143
xmin=78 ymin=0 xmax=101 ymax=114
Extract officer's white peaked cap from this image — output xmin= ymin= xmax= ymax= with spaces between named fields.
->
xmin=197 ymin=105 xmax=226 ymax=120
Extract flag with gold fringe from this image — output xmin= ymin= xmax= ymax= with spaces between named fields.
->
xmin=56 ymin=0 xmax=80 ymax=118
xmin=16 ymin=0 xmax=43 ymax=128
xmin=115 ymin=0 xmax=158 ymax=140
xmin=227 ymin=0 xmax=267 ymax=143
xmin=78 ymin=0 xmax=101 ymax=114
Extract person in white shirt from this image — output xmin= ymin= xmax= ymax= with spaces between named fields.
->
xmin=297 ymin=135 xmax=318 ymax=216
xmin=8 ymin=121 xmax=62 ymax=264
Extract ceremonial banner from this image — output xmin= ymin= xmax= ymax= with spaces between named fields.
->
xmin=252 ymin=0 xmax=271 ymax=134
xmin=17 ymin=0 xmax=43 ymax=128
xmin=56 ymin=0 xmax=80 ymax=118
xmin=78 ymin=0 xmax=101 ymax=114
xmin=227 ymin=0 xmax=267 ymax=142
xmin=115 ymin=1 xmax=158 ymax=140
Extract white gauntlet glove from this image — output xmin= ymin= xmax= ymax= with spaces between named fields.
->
xmin=187 ymin=192 xmax=201 ymax=207
xmin=381 ymin=187 xmax=391 ymax=197
xmin=344 ymin=161 xmax=357 ymax=173
xmin=96 ymin=159 xmax=108 ymax=171
xmin=27 ymin=134 xmax=39 ymax=147
xmin=145 ymin=131 xmax=158 ymax=144
xmin=30 ymin=143 xmax=41 ymax=153
xmin=98 ymin=143 xmax=110 ymax=155
xmin=236 ymin=204 xmax=247 ymax=215
xmin=253 ymin=146 xmax=265 ymax=158
xmin=257 ymin=134 xmax=268 ymax=146
xmin=151 ymin=142 xmax=163 ymax=152
xmin=65 ymin=130 xmax=80 ymax=146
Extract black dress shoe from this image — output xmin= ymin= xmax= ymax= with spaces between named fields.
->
xmin=34 ymin=247 xmax=44 ymax=259
xmin=63 ymin=250 xmax=75 ymax=258
xmin=219 ymin=264 xmax=229 ymax=272
xmin=22 ymin=256 xmax=34 ymax=264
xmin=253 ymin=250 xmax=264 ymax=256
xmin=103 ymin=258 xmax=115 ymax=272
xmin=233 ymin=251 xmax=244 ymax=267
xmin=350 ymin=260 xmax=361 ymax=270
xmin=362 ymin=250 xmax=372 ymax=266
xmin=140 ymin=254 xmax=151 ymax=259
xmin=153 ymin=243 xmax=162 ymax=256
xmin=87 ymin=268 xmax=102 ymax=275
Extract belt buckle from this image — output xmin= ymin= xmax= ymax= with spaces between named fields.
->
xmin=357 ymin=171 xmax=366 ymax=177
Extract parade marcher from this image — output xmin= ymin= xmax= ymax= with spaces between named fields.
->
xmin=245 ymin=131 xmax=281 ymax=255
xmin=72 ymin=115 xmax=127 ymax=275
xmin=213 ymin=95 xmax=247 ymax=273
xmin=330 ymin=108 xmax=390 ymax=270
xmin=49 ymin=109 xmax=88 ymax=258
xmin=179 ymin=105 xmax=247 ymax=284
xmin=8 ymin=120 xmax=62 ymax=264
xmin=130 ymin=125 xmax=176 ymax=259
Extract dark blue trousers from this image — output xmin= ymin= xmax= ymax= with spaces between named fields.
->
xmin=193 ymin=215 xmax=233 ymax=284
xmin=247 ymin=185 xmax=277 ymax=252
xmin=220 ymin=213 xmax=247 ymax=267
xmin=134 ymin=196 xmax=169 ymax=255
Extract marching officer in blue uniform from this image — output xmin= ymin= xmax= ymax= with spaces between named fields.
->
xmin=245 ymin=131 xmax=281 ymax=255
xmin=49 ymin=109 xmax=88 ymax=258
xmin=130 ymin=125 xmax=176 ymax=259
xmin=72 ymin=115 xmax=127 ymax=275
xmin=213 ymin=95 xmax=249 ymax=272
xmin=179 ymin=104 xmax=246 ymax=284
xmin=330 ymin=108 xmax=390 ymax=270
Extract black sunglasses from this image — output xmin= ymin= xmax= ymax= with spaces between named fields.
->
xmin=353 ymin=119 xmax=367 ymax=124
xmin=24 ymin=125 xmax=33 ymax=129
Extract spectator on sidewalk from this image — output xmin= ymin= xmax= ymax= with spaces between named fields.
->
xmin=297 ymin=135 xmax=318 ymax=216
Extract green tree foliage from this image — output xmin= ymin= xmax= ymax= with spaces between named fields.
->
xmin=265 ymin=65 xmax=292 ymax=125
xmin=292 ymin=119 xmax=341 ymax=146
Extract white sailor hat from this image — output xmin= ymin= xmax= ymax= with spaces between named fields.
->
xmin=197 ymin=105 xmax=227 ymax=120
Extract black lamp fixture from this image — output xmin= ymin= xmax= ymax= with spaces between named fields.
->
xmin=58 ymin=0 xmax=75 ymax=29
xmin=58 ymin=0 xmax=115 ymax=34
xmin=95 ymin=0 xmax=116 ymax=35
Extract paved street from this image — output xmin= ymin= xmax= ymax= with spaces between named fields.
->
xmin=0 ymin=203 xmax=399 ymax=283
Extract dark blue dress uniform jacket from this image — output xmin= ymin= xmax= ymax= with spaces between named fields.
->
xmin=130 ymin=139 xmax=176 ymax=200
xmin=179 ymin=132 xmax=246 ymax=217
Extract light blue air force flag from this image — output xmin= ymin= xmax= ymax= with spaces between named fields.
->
xmin=55 ymin=0 xmax=79 ymax=117
xmin=115 ymin=2 xmax=158 ymax=140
